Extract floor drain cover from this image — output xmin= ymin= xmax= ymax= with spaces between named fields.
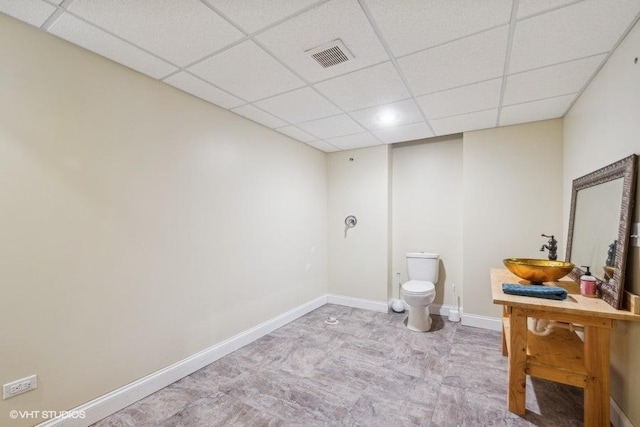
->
xmin=324 ymin=317 xmax=339 ymax=325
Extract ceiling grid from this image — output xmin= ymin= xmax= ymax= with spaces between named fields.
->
xmin=2 ymin=0 xmax=639 ymax=152
xmin=495 ymin=0 xmax=520 ymax=127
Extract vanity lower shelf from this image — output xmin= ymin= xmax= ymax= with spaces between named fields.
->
xmin=502 ymin=317 xmax=587 ymax=388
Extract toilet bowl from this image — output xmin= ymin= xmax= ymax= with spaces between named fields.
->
xmin=402 ymin=252 xmax=439 ymax=332
xmin=402 ymin=280 xmax=436 ymax=331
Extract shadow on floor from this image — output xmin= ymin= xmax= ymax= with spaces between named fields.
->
xmin=521 ymin=377 xmax=584 ymax=426
xmin=401 ymin=312 xmax=447 ymax=332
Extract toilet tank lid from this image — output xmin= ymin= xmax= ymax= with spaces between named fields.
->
xmin=407 ymin=252 xmax=439 ymax=259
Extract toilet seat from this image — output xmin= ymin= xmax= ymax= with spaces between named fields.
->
xmin=402 ymin=280 xmax=435 ymax=295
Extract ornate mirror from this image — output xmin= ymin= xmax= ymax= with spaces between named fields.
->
xmin=566 ymin=154 xmax=637 ymax=309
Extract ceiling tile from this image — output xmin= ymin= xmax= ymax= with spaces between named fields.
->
xmin=365 ymin=0 xmax=512 ymax=57
xmin=0 ymin=0 xmax=56 ymax=27
xmin=67 ymin=0 xmax=244 ymax=66
xmin=5 ymin=0 xmax=631 ymax=147
xmin=48 ymin=13 xmax=178 ymax=79
xmin=314 ymin=62 xmax=410 ymax=111
xmin=500 ymin=94 xmax=575 ymax=126
xmin=164 ymin=72 xmax=244 ymax=109
xmin=430 ymin=109 xmax=497 ymax=136
xmin=189 ymin=40 xmax=305 ymax=102
xmin=373 ymin=122 xmax=434 ymax=144
xmin=324 ymin=132 xmax=380 ymax=150
xmin=399 ymin=26 xmax=508 ymax=95
xmin=417 ymin=78 xmax=502 ymax=120
xmin=516 ymin=0 xmax=579 ymax=19
xmin=503 ymin=54 xmax=605 ymax=105
xmin=297 ymin=114 xmax=364 ymax=139
xmin=204 ymin=0 xmax=319 ymax=33
xmin=275 ymin=125 xmax=318 ymax=143
xmin=231 ymin=104 xmax=288 ymax=128
xmin=253 ymin=87 xmax=341 ymax=123
xmin=306 ymin=140 xmax=340 ymax=152
xmin=350 ymin=99 xmax=423 ymax=131
xmin=256 ymin=0 xmax=388 ymax=82
xmin=509 ymin=0 xmax=640 ymax=73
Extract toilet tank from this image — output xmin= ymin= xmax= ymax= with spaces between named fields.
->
xmin=406 ymin=252 xmax=439 ymax=282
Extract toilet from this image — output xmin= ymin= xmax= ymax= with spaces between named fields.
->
xmin=401 ymin=252 xmax=439 ymax=332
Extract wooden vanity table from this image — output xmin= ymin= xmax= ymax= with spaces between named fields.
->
xmin=491 ymin=268 xmax=640 ymax=427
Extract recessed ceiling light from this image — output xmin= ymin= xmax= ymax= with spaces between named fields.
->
xmin=377 ymin=111 xmax=399 ymax=126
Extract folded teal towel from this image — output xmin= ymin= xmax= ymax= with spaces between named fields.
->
xmin=502 ymin=283 xmax=567 ymax=300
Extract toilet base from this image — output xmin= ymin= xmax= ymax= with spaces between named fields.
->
xmin=405 ymin=306 xmax=432 ymax=332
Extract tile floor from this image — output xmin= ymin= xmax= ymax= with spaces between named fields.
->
xmin=92 ymin=304 xmax=584 ymax=426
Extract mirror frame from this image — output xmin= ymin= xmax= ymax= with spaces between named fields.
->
xmin=566 ymin=154 xmax=637 ymax=309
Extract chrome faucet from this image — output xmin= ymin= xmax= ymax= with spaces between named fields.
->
xmin=540 ymin=234 xmax=558 ymax=260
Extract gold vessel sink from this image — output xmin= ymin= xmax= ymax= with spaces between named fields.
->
xmin=503 ymin=258 xmax=574 ymax=284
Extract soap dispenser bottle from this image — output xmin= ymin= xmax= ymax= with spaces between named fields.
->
xmin=580 ymin=266 xmax=597 ymax=298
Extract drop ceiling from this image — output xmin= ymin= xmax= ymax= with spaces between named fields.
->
xmin=2 ymin=0 xmax=639 ymax=152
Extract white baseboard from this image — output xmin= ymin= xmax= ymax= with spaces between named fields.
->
xmin=327 ymin=294 xmax=388 ymax=313
xmin=610 ymin=396 xmax=633 ymax=427
xmin=37 ymin=295 xmax=327 ymax=427
xmin=430 ymin=303 xmax=456 ymax=317
xmin=461 ymin=313 xmax=502 ymax=331
xmin=36 ymin=295 xmax=633 ymax=427
xmin=387 ymin=300 xmax=458 ymax=317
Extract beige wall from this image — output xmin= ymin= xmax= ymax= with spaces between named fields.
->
xmin=327 ymin=146 xmax=390 ymax=302
xmin=564 ymin=19 xmax=640 ymax=425
xmin=462 ymin=120 xmax=564 ymax=318
xmin=0 ymin=15 xmax=327 ymax=426
xmin=5 ymin=4 xmax=638 ymax=424
xmin=392 ymin=136 xmax=463 ymax=308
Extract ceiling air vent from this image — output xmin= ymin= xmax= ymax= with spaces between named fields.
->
xmin=306 ymin=39 xmax=354 ymax=68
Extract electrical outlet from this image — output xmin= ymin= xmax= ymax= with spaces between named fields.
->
xmin=3 ymin=375 xmax=37 ymax=400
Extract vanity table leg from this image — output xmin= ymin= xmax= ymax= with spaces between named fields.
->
xmin=583 ymin=325 xmax=610 ymax=427
xmin=502 ymin=306 xmax=509 ymax=356
xmin=508 ymin=307 xmax=527 ymax=415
